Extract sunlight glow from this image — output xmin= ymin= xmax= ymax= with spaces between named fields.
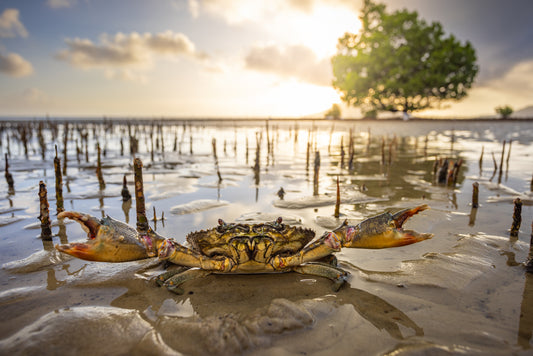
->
xmin=264 ymin=82 xmax=341 ymax=117
xmin=270 ymin=5 xmax=362 ymax=57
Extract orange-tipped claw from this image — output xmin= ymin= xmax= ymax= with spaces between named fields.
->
xmin=336 ymin=205 xmax=433 ymax=249
xmin=391 ymin=204 xmax=430 ymax=229
xmin=56 ymin=211 xmax=152 ymax=262
xmin=56 ymin=242 xmax=103 ymax=262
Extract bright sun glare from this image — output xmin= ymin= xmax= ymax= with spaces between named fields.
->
xmin=268 ymin=82 xmax=341 ymax=118
xmin=266 ymin=5 xmax=361 ymax=116
xmin=288 ymin=5 xmax=362 ymax=57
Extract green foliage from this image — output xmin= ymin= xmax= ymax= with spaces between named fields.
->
xmin=332 ymin=0 xmax=478 ymax=114
xmin=325 ymin=103 xmax=341 ymax=119
xmin=495 ymin=105 xmax=513 ymax=119
xmin=363 ymin=109 xmax=377 ymax=119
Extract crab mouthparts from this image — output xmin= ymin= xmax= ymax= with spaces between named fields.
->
xmin=58 ymin=211 xmax=101 ymax=240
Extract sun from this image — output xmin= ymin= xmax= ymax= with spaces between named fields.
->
xmin=275 ymin=4 xmax=362 ymax=57
xmin=266 ymin=82 xmax=341 ymax=118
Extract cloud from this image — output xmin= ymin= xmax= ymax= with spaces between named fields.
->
xmin=478 ymin=59 xmax=533 ymax=105
xmin=0 ymin=52 xmax=33 ymax=77
xmin=56 ymin=31 xmax=206 ymax=70
xmin=189 ymin=0 xmax=361 ymax=58
xmin=245 ymin=44 xmax=331 ymax=86
xmin=20 ymin=87 xmax=50 ymax=104
xmin=189 ymin=0 xmax=302 ymax=24
xmin=190 ymin=0 xmax=358 ymax=23
xmin=0 ymin=87 xmax=52 ymax=114
xmin=0 ymin=8 xmax=28 ymax=38
xmin=145 ymin=31 xmax=207 ymax=58
xmin=287 ymin=0 xmax=316 ymax=13
xmin=188 ymin=0 xmax=200 ymax=18
xmin=46 ymin=0 xmax=76 ymax=8
xmin=104 ymin=68 xmax=148 ymax=83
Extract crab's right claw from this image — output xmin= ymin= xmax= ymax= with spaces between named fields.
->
xmin=56 ymin=211 xmax=152 ymax=262
xmin=337 ymin=205 xmax=433 ymax=249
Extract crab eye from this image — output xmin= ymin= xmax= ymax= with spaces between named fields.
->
xmin=218 ymin=219 xmax=225 ymax=226
xmin=276 ymin=217 xmax=283 ymax=224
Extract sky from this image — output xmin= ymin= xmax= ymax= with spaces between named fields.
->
xmin=0 ymin=0 xmax=532 ymax=118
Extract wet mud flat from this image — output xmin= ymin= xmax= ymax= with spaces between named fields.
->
xmin=1 ymin=119 xmax=533 ymax=355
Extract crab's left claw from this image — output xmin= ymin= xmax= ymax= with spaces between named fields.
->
xmin=335 ymin=205 xmax=434 ymax=249
xmin=56 ymin=211 xmax=152 ymax=262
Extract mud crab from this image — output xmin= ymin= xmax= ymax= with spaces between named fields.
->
xmin=56 ymin=205 xmax=433 ymax=294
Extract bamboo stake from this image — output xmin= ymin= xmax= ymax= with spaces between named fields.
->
xmin=4 ymin=153 xmax=14 ymax=192
xmin=340 ymin=136 xmax=345 ymax=169
xmin=451 ymin=159 xmax=463 ymax=186
xmin=472 ymin=182 xmax=479 ymax=208
xmin=63 ymin=122 xmax=68 ymax=175
xmin=212 ymin=138 xmax=222 ymax=183
xmin=121 ymin=175 xmax=131 ymax=201
xmin=96 ymin=142 xmax=105 ymax=190
xmin=506 ymin=139 xmax=512 ymax=165
xmin=313 ymin=151 xmax=320 ymax=196
xmin=37 ymin=122 xmax=46 ymax=160
xmin=348 ymin=130 xmax=354 ymax=170
xmin=490 ymin=152 xmax=497 ymax=181
xmin=306 ymin=131 xmax=311 ymax=173
xmin=479 ymin=145 xmax=484 ymax=175
xmin=437 ymin=158 xmax=449 ymax=184
xmin=54 ymin=145 xmax=64 ymax=214
xmin=498 ymin=140 xmax=506 ymax=184
xmin=38 ymin=181 xmax=52 ymax=240
xmin=134 ymin=158 xmax=149 ymax=234
xmin=510 ymin=197 xmax=522 ymax=238
xmin=334 ymin=176 xmax=340 ymax=218
xmin=277 ymin=187 xmax=285 ymax=200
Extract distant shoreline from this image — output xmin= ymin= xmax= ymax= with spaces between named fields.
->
xmin=0 ymin=116 xmax=532 ymax=124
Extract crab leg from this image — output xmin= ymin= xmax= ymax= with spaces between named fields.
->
xmin=292 ymin=263 xmax=348 ymax=291
xmin=158 ymin=239 xmax=234 ymax=272
xmin=272 ymin=205 xmax=432 ymax=269
xmin=155 ymin=266 xmax=190 ymax=287
xmin=271 ymin=231 xmax=342 ymax=269
xmin=160 ymin=268 xmax=213 ymax=295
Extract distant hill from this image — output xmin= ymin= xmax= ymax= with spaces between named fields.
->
xmin=305 ymin=103 xmax=362 ymax=119
xmin=307 ymin=103 xmax=533 ymax=120
xmin=513 ymin=105 xmax=533 ymax=118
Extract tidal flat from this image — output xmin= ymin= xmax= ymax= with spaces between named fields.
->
xmin=1 ymin=118 xmax=533 ymax=355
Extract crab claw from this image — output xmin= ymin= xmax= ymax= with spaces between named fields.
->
xmin=335 ymin=205 xmax=433 ymax=249
xmin=56 ymin=211 xmax=152 ymax=262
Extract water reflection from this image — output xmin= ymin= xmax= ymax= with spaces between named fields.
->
xmin=518 ymin=272 xmax=533 ymax=349
xmin=57 ymin=219 xmax=68 ymax=245
xmin=122 ymin=199 xmax=132 ymax=223
xmin=98 ymin=195 xmax=105 ymax=218
xmin=468 ymin=207 xmax=478 ymax=226
xmin=110 ymin=272 xmax=423 ymax=354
